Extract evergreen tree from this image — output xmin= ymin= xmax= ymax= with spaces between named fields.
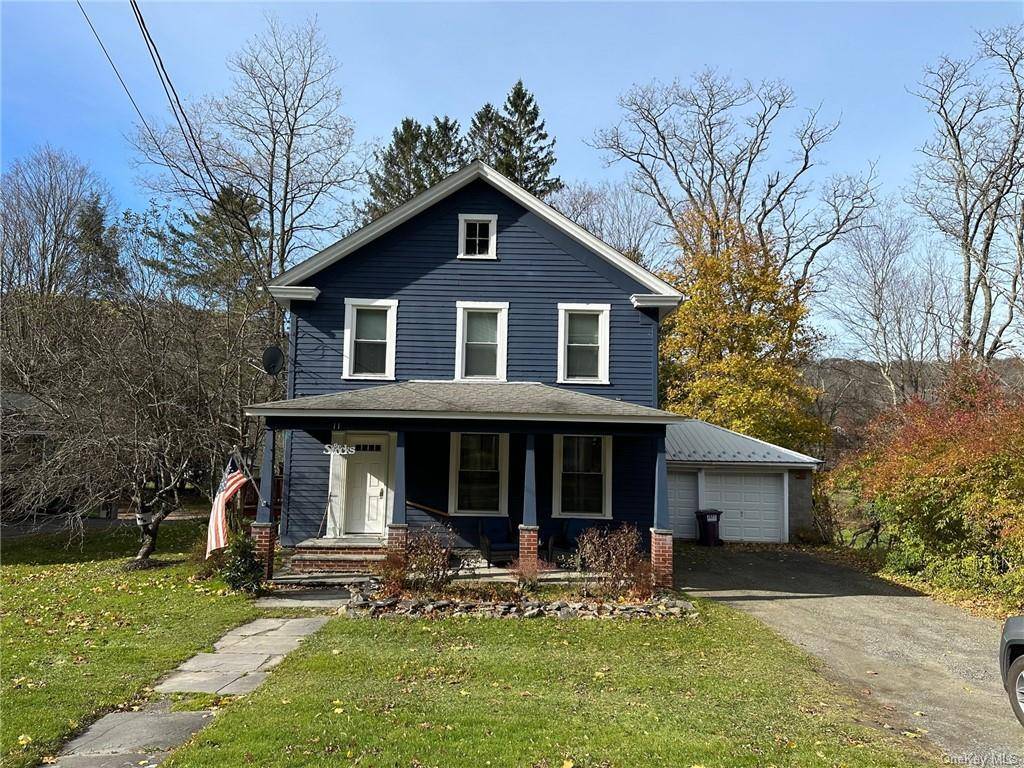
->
xmin=363 ymin=118 xmax=428 ymax=221
xmin=361 ymin=82 xmax=562 ymax=219
xmin=160 ymin=186 xmax=265 ymax=300
xmin=466 ymin=103 xmax=503 ymax=165
xmin=496 ymin=80 xmax=561 ymax=198
xmin=74 ymin=194 xmax=123 ymax=293
xmin=420 ymin=116 xmax=468 ymax=184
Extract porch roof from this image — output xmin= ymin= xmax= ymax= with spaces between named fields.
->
xmin=245 ymin=381 xmax=684 ymax=424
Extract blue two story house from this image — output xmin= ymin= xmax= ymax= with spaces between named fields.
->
xmin=245 ymin=161 xmax=684 ymax=585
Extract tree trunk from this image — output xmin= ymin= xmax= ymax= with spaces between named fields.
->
xmin=127 ymin=500 xmax=170 ymax=569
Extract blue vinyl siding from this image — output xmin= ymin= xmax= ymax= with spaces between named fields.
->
xmin=288 ymin=179 xmax=658 ymax=406
xmin=279 ymin=178 xmax=664 ymax=544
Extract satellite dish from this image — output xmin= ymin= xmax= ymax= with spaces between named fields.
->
xmin=262 ymin=345 xmax=285 ymax=376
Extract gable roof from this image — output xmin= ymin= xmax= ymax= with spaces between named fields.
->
xmin=270 ymin=160 xmax=681 ymax=300
xmin=666 ymin=420 xmax=821 ymax=467
xmin=246 ymin=380 xmax=684 ymax=424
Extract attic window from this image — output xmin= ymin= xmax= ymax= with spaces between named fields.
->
xmin=458 ymin=214 xmax=498 ymax=260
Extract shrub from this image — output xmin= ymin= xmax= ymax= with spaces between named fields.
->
xmin=509 ymin=556 xmax=554 ymax=592
xmin=187 ymin=534 xmax=224 ymax=580
xmin=575 ymin=524 xmax=653 ymax=600
xmin=220 ymin=534 xmax=263 ymax=594
xmin=830 ymin=366 xmax=1024 ymax=609
xmin=375 ymin=527 xmax=461 ymax=596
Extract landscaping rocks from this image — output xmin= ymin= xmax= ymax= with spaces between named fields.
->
xmin=338 ymin=597 xmax=697 ymax=620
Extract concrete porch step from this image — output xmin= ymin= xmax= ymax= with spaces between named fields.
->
xmin=295 ymin=536 xmax=386 ymax=549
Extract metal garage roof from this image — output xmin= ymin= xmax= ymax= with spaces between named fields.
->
xmin=666 ymin=420 xmax=821 ymax=467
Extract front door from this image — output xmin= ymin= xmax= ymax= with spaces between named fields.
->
xmin=342 ymin=435 xmax=389 ymax=535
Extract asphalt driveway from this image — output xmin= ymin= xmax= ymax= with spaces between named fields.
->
xmin=677 ymin=546 xmax=1022 ymax=762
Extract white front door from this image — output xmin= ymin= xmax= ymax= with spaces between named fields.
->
xmin=344 ymin=435 xmax=389 ymax=534
xmin=326 ymin=434 xmax=389 ymax=537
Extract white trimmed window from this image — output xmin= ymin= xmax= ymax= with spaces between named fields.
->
xmin=557 ymin=304 xmax=610 ymax=384
xmin=457 ymin=214 xmax=498 ymax=260
xmin=343 ymin=298 xmax=398 ymax=380
xmin=448 ymin=432 xmax=509 ymax=516
xmin=455 ymin=301 xmax=508 ymax=380
xmin=552 ymin=435 xmax=612 ymax=519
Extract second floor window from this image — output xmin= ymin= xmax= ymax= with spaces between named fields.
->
xmin=343 ymin=298 xmax=398 ymax=379
xmin=455 ymin=301 xmax=508 ymax=380
xmin=557 ymin=303 xmax=610 ymax=384
xmin=458 ymin=214 xmax=498 ymax=260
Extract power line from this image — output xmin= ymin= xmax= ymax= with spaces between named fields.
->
xmin=75 ymin=0 xmax=157 ymax=142
xmin=128 ymin=0 xmax=216 ymax=197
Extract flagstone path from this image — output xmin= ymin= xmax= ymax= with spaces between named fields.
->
xmin=55 ymin=617 xmax=329 ymax=767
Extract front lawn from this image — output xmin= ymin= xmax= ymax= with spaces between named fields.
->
xmin=166 ymin=605 xmax=936 ymax=768
xmin=1 ymin=521 xmax=258 ymax=768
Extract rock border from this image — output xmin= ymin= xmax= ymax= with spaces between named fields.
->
xmin=339 ymin=596 xmax=697 ymax=620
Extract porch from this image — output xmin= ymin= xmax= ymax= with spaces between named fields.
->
xmin=244 ymin=381 xmax=682 ymax=586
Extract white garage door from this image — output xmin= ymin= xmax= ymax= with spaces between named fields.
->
xmin=667 ymin=471 xmax=698 ymax=539
xmin=704 ymin=472 xmax=784 ymax=543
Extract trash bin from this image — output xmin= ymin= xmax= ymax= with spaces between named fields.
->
xmin=695 ymin=509 xmax=724 ymax=546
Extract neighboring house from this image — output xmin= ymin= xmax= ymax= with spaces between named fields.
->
xmin=244 ymin=161 xmax=818 ymax=583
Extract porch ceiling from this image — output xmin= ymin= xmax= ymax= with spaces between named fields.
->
xmin=245 ymin=381 xmax=683 ymax=424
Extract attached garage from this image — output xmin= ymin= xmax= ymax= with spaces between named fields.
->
xmin=665 ymin=421 xmax=821 ymax=544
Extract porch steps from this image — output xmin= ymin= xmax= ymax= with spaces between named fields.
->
xmin=282 ymin=536 xmax=387 ymax=575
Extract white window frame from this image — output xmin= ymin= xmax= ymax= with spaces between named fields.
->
xmin=454 ymin=301 xmax=508 ymax=381
xmin=457 ymin=214 xmax=498 ymax=260
xmin=557 ymin=303 xmax=610 ymax=385
xmin=448 ymin=432 xmax=509 ymax=516
xmin=552 ymin=434 xmax=613 ymax=519
xmin=343 ymin=298 xmax=398 ymax=380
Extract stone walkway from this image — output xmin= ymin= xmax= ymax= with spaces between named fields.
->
xmin=55 ymin=617 xmax=328 ymax=767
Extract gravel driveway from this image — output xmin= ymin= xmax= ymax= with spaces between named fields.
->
xmin=677 ymin=546 xmax=1022 ymax=762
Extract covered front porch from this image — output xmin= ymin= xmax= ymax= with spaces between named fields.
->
xmin=245 ymin=382 xmax=680 ymax=587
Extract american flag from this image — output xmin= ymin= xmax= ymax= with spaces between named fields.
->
xmin=206 ymin=457 xmax=248 ymax=559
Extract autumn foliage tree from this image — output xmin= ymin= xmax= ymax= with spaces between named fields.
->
xmin=832 ymin=367 xmax=1024 ymax=607
xmin=659 ymin=213 xmax=826 ymax=451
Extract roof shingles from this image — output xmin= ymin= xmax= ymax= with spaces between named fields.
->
xmin=246 ymin=381 xmax=683 ymax=424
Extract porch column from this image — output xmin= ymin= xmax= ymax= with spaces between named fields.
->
xmin=251 ymin=425 xmax=276 ymax=580
xmin=651 ymin=433 xmax=673 ymax=590
xmin=519 ymin=433 xmax=539 ymax=569
xmin=388 ymin=430 xmax=408 ymax=554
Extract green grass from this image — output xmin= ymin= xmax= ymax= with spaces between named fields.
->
xmin=1 ymin=521 xmax=259 ymax=768
xmin=166 ymin=607 xmax=937 ymax=768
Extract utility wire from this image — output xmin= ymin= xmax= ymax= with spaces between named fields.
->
xmin=128 ymin=0 xmax=215 ymax=197
xmin=75 ymin=0 xmax=157 ymax=142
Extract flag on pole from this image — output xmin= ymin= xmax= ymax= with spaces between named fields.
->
xmin=206 ymin=457 xmax=248 ymax=559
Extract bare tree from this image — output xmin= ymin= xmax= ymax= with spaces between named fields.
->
xmin=594 ymin=70 xmax=877 ymax=298
xmin=133 ymin=16 xmax=365 ymax=330
xmin=0 ymin=146 xmax=108 ymax=296
xmin=909 ymin=25 xmax=1024 ymax=359
xmin=549 ymin=179 xmax=671 ymax=269
xmin=826 ymin=207 xmax=956 ymax=404
xmin=1 ymin=208 xmax=244 ymax=563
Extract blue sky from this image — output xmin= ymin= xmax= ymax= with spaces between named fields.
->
xmin=2 ymin=1 xmax=1021 ymax=215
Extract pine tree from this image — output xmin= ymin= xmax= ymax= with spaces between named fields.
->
xmin=363 ymin=118 xmax=428 ymax=221
xmin=161 ymin=186 xmax=265 ymax=298
xmin=74 ymin=194 xmax=123 ymax=293
xmin=496 ymin=80 xmax=562 ymax=198
xmin=420 ymin=116 xmax=468 ymax=184
xmin=466 ymin=103 xmax=503 ymax=165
